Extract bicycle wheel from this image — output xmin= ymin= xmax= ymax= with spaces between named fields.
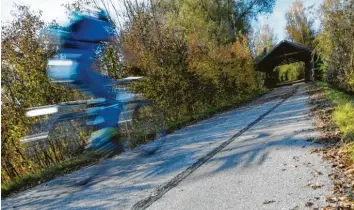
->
xmin=118 ymin=102 xmax=166 ymax=151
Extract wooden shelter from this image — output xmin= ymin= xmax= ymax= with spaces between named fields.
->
xmin=256 ymin=40 xmax=314 ymax=87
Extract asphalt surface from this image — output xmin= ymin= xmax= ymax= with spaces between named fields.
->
xmin=2 ymin=83 xmax=333 ymax=210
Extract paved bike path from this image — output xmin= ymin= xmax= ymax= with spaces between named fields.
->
xmin=147 ymin=84 xmax=332 ymax=210
xmin=2 ymin=84 xmax=332 ymax=209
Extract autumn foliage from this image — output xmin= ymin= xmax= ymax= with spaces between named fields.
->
xmin=121 ymin=4 xmax=263 ymax=122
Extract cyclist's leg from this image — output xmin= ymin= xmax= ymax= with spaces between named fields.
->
xmin=74 ymin=56 xmax=121 ymax=150
xmin=53 ymin=44 xmax=121 ymax=150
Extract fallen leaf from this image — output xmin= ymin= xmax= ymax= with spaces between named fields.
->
xmin=344 ymin=168 xmax=354 ymax=175
xmin=338 ymin=196 xmax=347 ymax=201
xmin=305 ymin=201 xmax=314 ymax=207
xmin=263 ymin=200 xmax=276 ymax=204
xmin=313 ymin=170 xmax=323 ymax=176
xmin=324 ymin=196 xmax=337 ymax=203
xmin=307 ymin=183 xmax=324 ymax=190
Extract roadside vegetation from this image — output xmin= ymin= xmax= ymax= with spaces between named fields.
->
xmin=309 ymin=82 xmax=354 ymax=208
xmin=313 ymin=2 xmax=354 ymax=205
xmin=307 ymin=0 xmax=353 ymax=207
xmin=314 ymin=82 xmax=354 ymax=157
xmin=317 ymin=83 xmax=354 ymax=143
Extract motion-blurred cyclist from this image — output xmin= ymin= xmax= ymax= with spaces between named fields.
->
xmin=47 ymin=9 xmax=120 ymax=150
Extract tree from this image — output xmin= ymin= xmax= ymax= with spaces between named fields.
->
xmin=315 ymin=0 xmax=354 ymax=92
xmin=285 ymin=0 xmax=315 ymax=48
xmin=233 ymin=0 xmax=276 ymax=35
xmin=275 ymin=62 xmax=305 ymax=82
xmin=1 ymin=5 xmax=81 ymax=183
xmin=253 ymin=24 xmax=278 ymax=57
xmin=120 ymin=0 xmax=263 ymax=120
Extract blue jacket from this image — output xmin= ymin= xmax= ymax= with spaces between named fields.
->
xmin=67 ymin=14 xmax=113 ymax=43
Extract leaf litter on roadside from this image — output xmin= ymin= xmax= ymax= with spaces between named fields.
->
xmin=308 ymin=85 xmax=354 ymax=209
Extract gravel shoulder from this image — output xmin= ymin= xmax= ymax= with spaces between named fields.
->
xmin=2 ymin=84 xmax=332 ymax=210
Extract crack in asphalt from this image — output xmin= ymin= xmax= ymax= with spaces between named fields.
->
xmin=132 ymin=86 xmax=299 ymax=210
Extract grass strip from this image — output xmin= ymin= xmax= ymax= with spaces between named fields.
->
xmin=315 ymin=81 xmax=354 ymax=159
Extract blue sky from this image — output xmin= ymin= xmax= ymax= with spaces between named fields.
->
xmin=2 ymin=0 xmax=322 ymax=40
xmin=254 ymin=0 xmax=322 ymax=41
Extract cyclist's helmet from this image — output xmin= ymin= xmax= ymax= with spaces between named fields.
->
xmin=97 ymin=9 xmax=109 ymax=22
